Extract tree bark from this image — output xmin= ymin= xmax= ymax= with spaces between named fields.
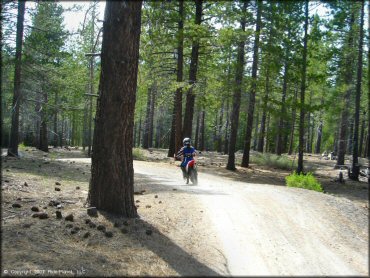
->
xmin=336 ymin=8 xmax=356 ymax=167
xmin=350 ymin=0 xmax=364 ymax=180
xmin=194 ymin=110 xmax=200 ymax=149
xmin=288 ymin=86 xmax=298 ymax=155
xmin=359 ymin=115 xmax=365 ymax=157
xmin=226 ymin=0 xmax=248 ymax=170
xmin=142 ymin=87 xmax=151 ymax=149
xmin=137 ymin=114 xmax=142 ymax=148
xmin=265 ymin=113 xmax=271 ymax=153
xmin=297 ymin=0 xmax=309 ymax=174
xmin=224 ymin=97 xmax=230 ymax=155
xmin=241 ymin=0 xmax=262 ymax=168
xmin=276 ymin=44 xmax=290 ymax=156
xmin=8 ymin=1 xmax=26 ymax=157
xmin=88 ymin=1 xmax=142 ymax=217
xmin=83 ymin=103 xmax=88 ymax=150
xmin=39 ymin=91 xmax=48 ymax=152
xmin=53 ymin=91 xmax=58 ymax=147
xmin=315 ymin=121 xmax=323 ymax=154
xmin=199 ymin=110 xmax=205 ymax=151
xmin=168 ymin=0 xmax=184 ymax=157
xmin=367 ymin=1 xmax=370 ymax=184
xmin=148 ymin=85 xmax=156 ymax=148
xmin=182 ymin=0 xmax=202 ymax=139
xmin=253 ymin=105 xmax=259 ymax=151
xmin=258 ymin=66 xmax=270 ymax=153
xmin=347 ymin=120 xmax=354 ymax=155
xmin=217 ymin=101 xmax=224 ymax=153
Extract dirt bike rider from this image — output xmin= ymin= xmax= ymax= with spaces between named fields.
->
xmin=175 ymin=138 xmax=197 ymax=179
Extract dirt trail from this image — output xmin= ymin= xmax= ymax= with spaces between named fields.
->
xmin=131 ymin=160 xmax=368 ymax=276
xmin=4 ymin=150 xmax=367 ymax=276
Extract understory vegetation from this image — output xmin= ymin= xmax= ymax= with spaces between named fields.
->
xmin=285 ymin=172 xmax=323 ymax=192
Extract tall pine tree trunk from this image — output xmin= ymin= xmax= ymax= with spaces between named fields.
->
xmin=182 ymin=0 xmax=202 ymax=138
xmin=336 ymin=8 xmax=355 ymax=167
xmin=168 ymin=0 xmax=184 ymax=157
xmin=226 ymin=0 xmax=248 ymax=170
xmin=137 ymin=114 xmax=142 ymax=147
xmin=217 ymin=101 xmax=224 ymax=153
xmin=142 ymin=87 xmax=151 ymax=149
xmin=241 ymin=0 xmax=262 ymax=168
xmin=315 ymin=121 xmax=323 ymax=154
xmin=258 ymin=66 xmax=270 ymax=153
xmin=288 ymin=86 xmax=298 ymax=155
xmin=38 ymin=90 xmax=49 ymax=152
xmin=276 ymin=44 xmax=290 ymax=155
xmin=199 ymin=110 xmax=205 ymax=151
xmin=224 ymin=97 xmax=230 ymax=155
xmin=8 ymin=1 xmax=25 ymax=157
xmin=148 ymin=85 xmax=156 ymax=148
xmin=194 ymin=110 xmax=200 ymax=149
xmin=297 ymin=0 xmax=309 ymax=174
xmin=367 ymin=1 xmax=370 ymax=184
xmin=253 ymin=106 xmax=259 ymax=151
xmin=350 ymin=0 xmax=364 ymax=180
xmin=359 ymin=114 xmax=365 ymax=157
xmin=53 ymin=91 xmax=58 ymax=147
xmin=88 ymin=1 xmax=142 ymax=217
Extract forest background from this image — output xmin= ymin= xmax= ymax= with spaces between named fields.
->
xmin=1 ymin=0 xmax=369 ymax=177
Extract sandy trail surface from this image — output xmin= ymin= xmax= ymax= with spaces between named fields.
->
xmin=132 ymin=160 xmax=368 ymax=276
xmin=51 ymin=157 xmax=368 ymax=276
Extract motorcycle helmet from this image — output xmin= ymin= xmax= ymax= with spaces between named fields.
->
xmin=183 ymin=137 xmax=191 ymax=146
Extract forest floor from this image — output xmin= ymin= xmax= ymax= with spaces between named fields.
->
xmin=1 ymin=147 xmax=368 ymax=276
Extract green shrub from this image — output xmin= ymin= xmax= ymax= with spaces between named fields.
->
xmin=133 ymin=148 xmax=145 ymax=161
xmin=18 ymin=143 xmax=27 ymax=150
xmin=285 ymin=172 xmax=323 ymax=192
xmin=250 ymin=153 xmax=296 ymax=170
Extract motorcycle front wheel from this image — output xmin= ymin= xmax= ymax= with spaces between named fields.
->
xmin=190 ymin=168 xmax=198 ymax=185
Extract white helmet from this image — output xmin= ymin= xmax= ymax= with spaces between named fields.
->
xmin=183 ymin=137 xmax=191 ymax=146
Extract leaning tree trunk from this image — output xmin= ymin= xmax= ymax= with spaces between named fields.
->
xmin=226 ymin=0 xmax=248 ymax=170
xmin=168 ymin=0 xmax=184 ymax=157
xmin=8 ymin=1 xmax=25 ymax=157
xmin=350 ymin=0 xmax=364 ymax=180
xmin=297 ymin=0 xmax=309 ymax=174
xmin=336 ymin=8 xmax=356 ymax=167
xmin=182 ymin=0 xmax=202 ymax=139
xmin=88 ymin=1 xmax=142 ymax=217
xmin=241 ymin=0 xmax=262 ymax=168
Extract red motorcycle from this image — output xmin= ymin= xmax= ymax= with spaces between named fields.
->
xmin=185 ymin=159 xmax=198 ymax=185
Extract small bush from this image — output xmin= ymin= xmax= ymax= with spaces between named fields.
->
xmin=18 ymin=143 xmax=27 ymax=150
xmin=250 ymin=153 xmax=296 ymax=170
xmin=133 ymin=148 xmax=145 ymax=161
xmin=285 ymin=172 xmax=323 ymax=192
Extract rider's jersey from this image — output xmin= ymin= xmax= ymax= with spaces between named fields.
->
xmin=176 ymin=146 xmax=196 ymax=167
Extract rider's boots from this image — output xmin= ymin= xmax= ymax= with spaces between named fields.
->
xmin=181 ymin=166 xmax=186 ymax=179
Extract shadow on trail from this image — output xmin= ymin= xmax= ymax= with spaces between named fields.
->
xmin=99 ymin=211 xmax=222 ymax=276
